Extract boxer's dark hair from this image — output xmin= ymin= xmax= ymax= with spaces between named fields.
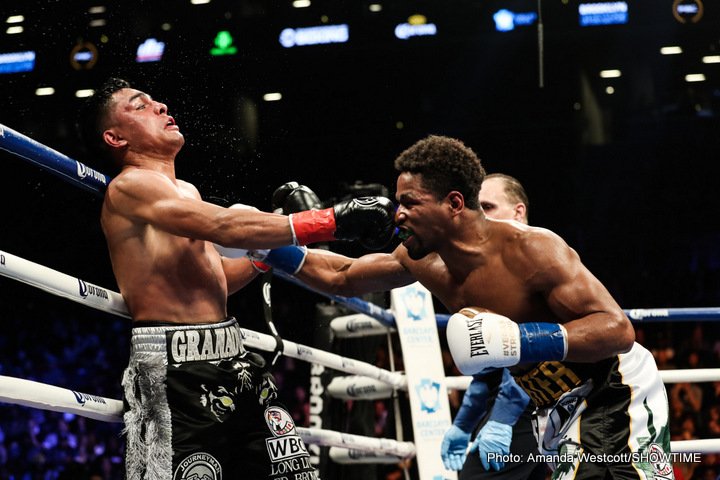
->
xmin=77 ymin=77 xmax=131 ymax=171
xmin=394 ymin=135 xmax=485 ymax=210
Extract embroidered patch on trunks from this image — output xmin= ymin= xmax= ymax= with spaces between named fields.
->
xmin=264 ymin=407 xmax=308 ymax=464
xmin=514 ymin=361 xmax=583 ymax=408
xmin=173 ymin=452 xmax=222 ymax=480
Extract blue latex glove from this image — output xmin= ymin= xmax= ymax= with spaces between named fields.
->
xmin=440 ymin=425 xmax=471 ymax=471
xmin=469 ymin=420 xmax=513 ymax=471
xmin=454 ymin=376 xmax=491 ymax=432
xmin=488 ymin=369 xmax=530 ymax=425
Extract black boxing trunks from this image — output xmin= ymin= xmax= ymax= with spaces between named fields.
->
xmin=121 ymin=318 xmax=318 ymax=480
xmin=514 ymin=343 xmax=674 ymax=480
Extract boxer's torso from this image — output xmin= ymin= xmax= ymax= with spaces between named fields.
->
xmin=102 ymin=172 xmax=228 ymax=324
xmin=402 ymin=220 xmax=559 ymax=324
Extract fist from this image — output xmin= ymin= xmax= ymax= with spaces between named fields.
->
xmin=446 ymin=307 xmax=521 ymax=375
xmin=271 ymin=182 xmax=322 ymax=214
xmin=333 ymin=196 xmax=396 ymax=250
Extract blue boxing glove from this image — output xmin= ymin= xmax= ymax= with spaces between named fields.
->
xmin=249 ymin=246 xmax=307 ymax=274
xmin=446 ymin=308 xmax=568 ymax=375
xmin=441 ymin=378 xmax=491 ymax=471
xmin=469 ymin=420 xmax=513 ymax=471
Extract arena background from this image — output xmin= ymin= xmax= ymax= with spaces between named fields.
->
xmin=1 ymin=1 xmax=719 ymax=479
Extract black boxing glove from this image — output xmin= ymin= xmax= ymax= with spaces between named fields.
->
xmin=333 ymin=197 xmax=396 ymax=250
xmin=271 ymin=182 xmax=323 ymax=214
xmin=289 ymin=196 xmax=396 ymax=250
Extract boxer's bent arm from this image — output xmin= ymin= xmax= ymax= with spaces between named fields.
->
xmin=296 ymin=248 xmax=415 ymax=297
xmin=105 ymin=170 xmax=294 ymax=249
xmin=221 ymin=256 xmax=259 ymax=295
xmin=520 ymin=229 xmax=634 ymax=362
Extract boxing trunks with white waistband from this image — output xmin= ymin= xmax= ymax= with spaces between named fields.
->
xmin=121 ymin=317 xmax=318 ymax=480
xmin=512 ymin=343 xmax=674 ymax=480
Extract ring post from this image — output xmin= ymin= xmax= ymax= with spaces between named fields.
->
xmin=391 ymin=282 xmax=456 ymax=480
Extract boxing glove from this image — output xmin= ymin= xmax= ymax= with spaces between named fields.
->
xmin=446 ymin=307 xmax=568 ymax=375
xmin=290 ymin=196 xmax=396 ymax=250
xmin=271 ymin=182 xmax=323 ymax=214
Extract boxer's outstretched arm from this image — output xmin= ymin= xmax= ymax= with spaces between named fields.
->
xmin=295 ymin=247 xmax=416 ymax=297
xmin=105 ymin=170 xmax=296 ymax=249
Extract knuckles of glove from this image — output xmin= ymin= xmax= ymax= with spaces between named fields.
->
xmin=333 ymin=197 xmax=396 ymax=250
xmin=271 ymin=182 xmax=322 ymax=214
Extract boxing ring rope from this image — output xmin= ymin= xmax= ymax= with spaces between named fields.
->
xmin=0 ymin=248 xmax=412 ymax=459
xmin=2 ymin=119 xmax=719 ymax=328
xmin=0 ymin=249 xmax=405 ymax=389
xmin=271 ymin=270 xmax=720 ymax=327
xmin=2 ymin=122 xmax=720 ymax=460
xmin=2 ymin=248 xmax=720 ymax=456
xmin=0 ymin=375 xmax=415 ymax=460
xmin=0 ymin=123 xmax=107 ymax=198
xmin=5 ymin=246 xmax=718 ymax=393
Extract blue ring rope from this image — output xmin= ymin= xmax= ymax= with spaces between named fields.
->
xmin=0 ymin=123 xmax=109 ymax=198
xmin=2 ymin=122 xmax=719 ymax=328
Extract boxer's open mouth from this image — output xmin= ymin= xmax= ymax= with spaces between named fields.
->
xmin=397 ymin=227 xmax=414 ymax=241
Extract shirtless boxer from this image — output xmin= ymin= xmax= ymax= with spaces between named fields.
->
xmin=77 ymin=78 xmax=395 ymax=480
xmin=441 ymin=173 xmax=546 ymax=480
xmin=257 ymin=135 xmax=673 ymax=479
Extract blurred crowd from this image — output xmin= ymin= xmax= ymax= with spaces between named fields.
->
xmin=639 ymin=323 xmax=720 ymax=480
xmin=0 ymin=306 xmax=128 ymax=480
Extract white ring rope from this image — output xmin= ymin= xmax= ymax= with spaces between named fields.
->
xmin=240 ymin=328 xmax=406 ymax=389
xmin=0 ymin=249 xmax=406 ymax=389
xmin=0 ymin=374 xmax=124 ymax=423
xmin=1 ymin=373 xmax=717 ymax=455
xmin=0 ymin=375 xmax=416 ymax=458
xmin=330 ymin=313 xmax=395 ymax=338
xmin=0 ymin=250 xmax=130 ymax=318
xmin=2 ymin=248 xmax=720 ymax=455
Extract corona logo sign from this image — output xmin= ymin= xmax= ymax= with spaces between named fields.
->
xmin=673 ymin=0 xmax=703 ymax=23
xmin=70 ymin=41 xmax=98 ymax=70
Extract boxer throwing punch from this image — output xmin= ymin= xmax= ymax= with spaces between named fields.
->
xmin=255 ymin=135 xmax=673 ymax=480
xmin=441 ymin=173 xmax=546 ymax=480
xmin=77 ymin=78 xmax=395 ymax=480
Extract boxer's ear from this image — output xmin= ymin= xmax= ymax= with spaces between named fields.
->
xmin=103 ymin=128 xmax=127 ymax=149
xmin=447 ymin=191 xmax=464 ymax=215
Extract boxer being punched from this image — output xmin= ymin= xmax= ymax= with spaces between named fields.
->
xmin=258 ymin=135 xmax=673 ymax=480
xmin=77 ymin=78 xmax=395 ymax=480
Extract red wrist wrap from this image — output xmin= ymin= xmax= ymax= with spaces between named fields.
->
xmin=290 ymin=208 xmax=336 ymax=245
xmin=251 ymin=260 xmax=271 ymax=273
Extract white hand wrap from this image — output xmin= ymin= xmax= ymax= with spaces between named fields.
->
xmin=213 ymin=203 xmax=259 ymax=258
xmin=213 ymin=244 xmax=248 ymax=259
